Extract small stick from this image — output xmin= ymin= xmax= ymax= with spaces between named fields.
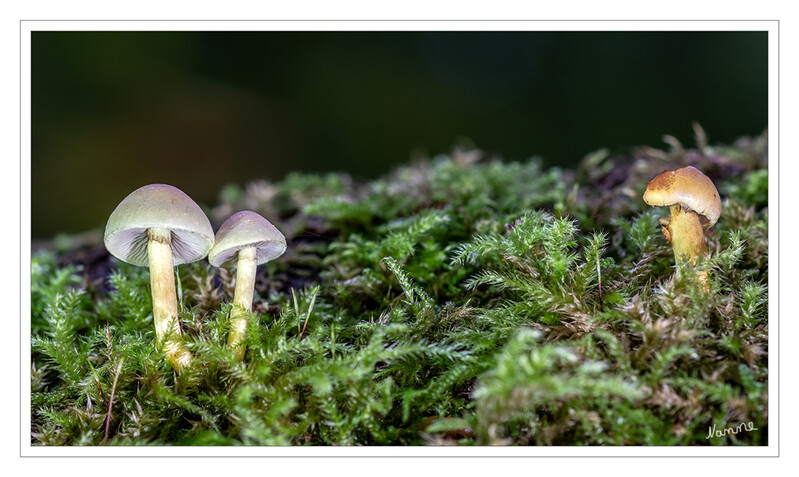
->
xmin=102 ymin=357 xmax=125 ymax=444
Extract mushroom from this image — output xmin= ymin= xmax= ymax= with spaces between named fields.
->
xmin=104 ymin=184 xmax=214 ymax=371
xmin=642 ymin=166 xmax=721 ymax=289
xmin=208 ymin=211 xmax=286 ymax=361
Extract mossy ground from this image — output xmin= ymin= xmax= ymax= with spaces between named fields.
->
xmin=31 ymin=128 xmax=769 ymax=446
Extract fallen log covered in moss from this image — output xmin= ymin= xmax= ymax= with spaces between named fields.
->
xmin=31 ymin=129 xmax=768 ymax=446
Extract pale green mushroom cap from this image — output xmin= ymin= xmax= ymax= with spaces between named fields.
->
xmin=104 ymin=184 xmax=215 ymax=266
xmin=208 ymin=211 xmax=287 ymax=267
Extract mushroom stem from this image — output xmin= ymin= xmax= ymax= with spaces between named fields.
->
xmin=228 ymin=245 xmax=257 ymax=361
xmin=147 ymin=228 xmax=193 ymax=371
xmin=663 ymin=206 xmax=709 ymax=290
xmin=665 ymin=206 xmax=707 ymax=264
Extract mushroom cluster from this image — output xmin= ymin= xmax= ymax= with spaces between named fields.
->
xmin=102 ymin=164 xmax=720 ymax=373
xmin=105 ymin=184 xmax=286 ymax=371
xmin=643 ymin=166 xmax=721 ymax=289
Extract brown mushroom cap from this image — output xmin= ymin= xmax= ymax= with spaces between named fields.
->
xmin=104 ymin=184 xmax=215 ymax=266
xmin=208 ymin=211 xmax=287 ymax=267
xmin=643 ymin=166 xmax=721 ymax=227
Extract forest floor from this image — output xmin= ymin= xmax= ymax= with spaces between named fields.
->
xmin=31 ymin=127 xmax=769 ymax=446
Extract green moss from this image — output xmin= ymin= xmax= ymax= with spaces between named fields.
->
xmin=31 ymin=130 xmax=769 ymax=446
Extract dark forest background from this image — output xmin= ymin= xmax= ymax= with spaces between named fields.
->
xmin=31 ymin=30 xmax=767 ymax=238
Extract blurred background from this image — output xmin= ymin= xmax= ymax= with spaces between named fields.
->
xmin=31 ymin=30 xmax=767 ymax=239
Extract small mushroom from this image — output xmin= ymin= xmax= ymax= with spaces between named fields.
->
xmin=643 ymin=166 xmax=721 ymax=289
xmin=208 ymin=211 xmax=286 ymax=361
xmin=104 ymin=184 xmax=214 ymax=371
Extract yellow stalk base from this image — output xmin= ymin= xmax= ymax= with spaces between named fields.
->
xmin=664 ymin=206 xmax=709 ymax=292
xmin=228 ymin=246 xmax=257 ymax=362
xmin=147 ymin=228 xmax=193 ymax=371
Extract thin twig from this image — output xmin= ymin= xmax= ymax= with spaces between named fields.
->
xmin=102 ymin=357 xmax=125 ymax=444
